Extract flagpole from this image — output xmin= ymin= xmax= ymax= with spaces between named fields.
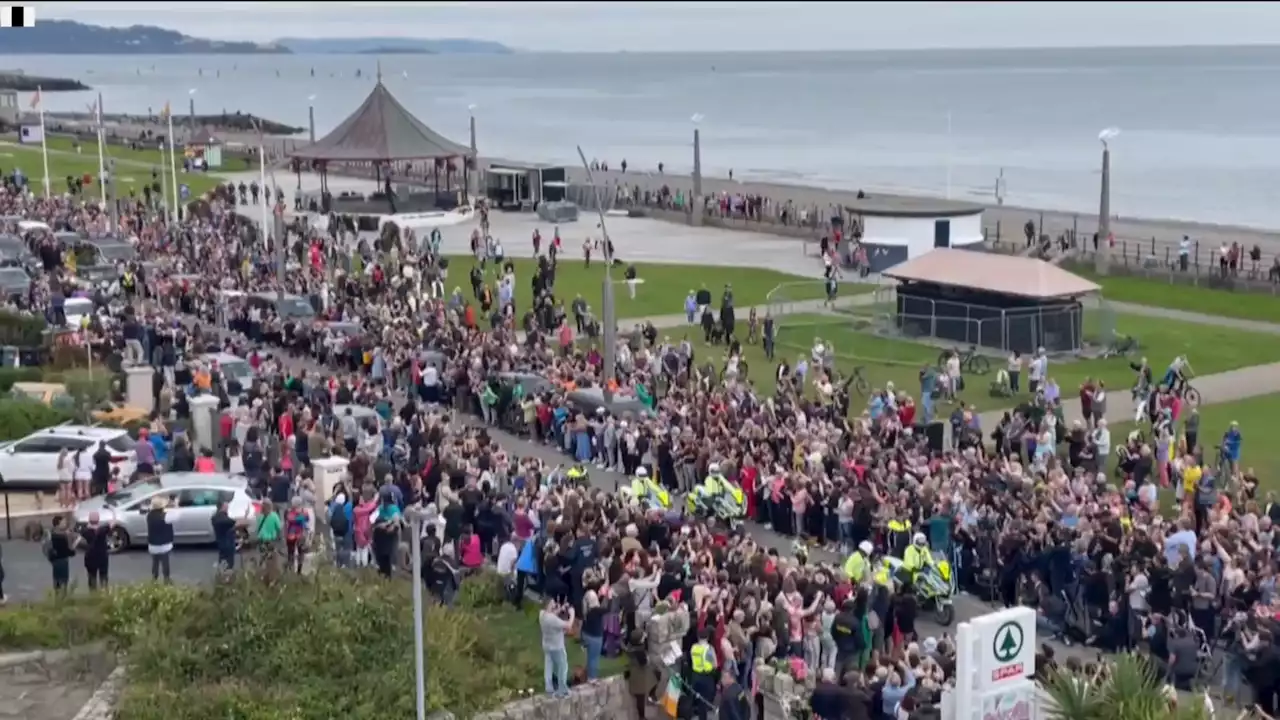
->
xmin=95 ymin=94 xmax=107 ymax=213
xmin=167 ymin=112 xmax=180 ymax=221
xmin=159 ymin=130 xmax=171 ymax=224
xmin=37 ymin=86 xmax=49 ymax=198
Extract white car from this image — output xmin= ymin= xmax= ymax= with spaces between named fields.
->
xmin=0 ymin=425 xmax=137 ymax=488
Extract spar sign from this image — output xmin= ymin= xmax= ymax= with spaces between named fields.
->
xmin=952 ymin=608 xmax=1037 ymax=720
xmin=974 ymin=608 xmax=1036 ymax=687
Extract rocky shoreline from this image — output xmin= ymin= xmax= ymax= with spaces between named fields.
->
xmin=0 ymin=72 xmax=89 ymax=92
xmin=46 ymin=111 xmax=304 ymax=136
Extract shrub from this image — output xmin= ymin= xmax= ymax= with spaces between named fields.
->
xmin=0 ymin=366 xmax=42 ymax=393
xmin=0 ymin=397 xmax=76 ymax=441
xmin=457 ymin=569 xmax=509 ymax=609
xmin=0 ymin=310 xmax=47 ymax=347
xmin=0 ymin=571 xmax=573 ymax=718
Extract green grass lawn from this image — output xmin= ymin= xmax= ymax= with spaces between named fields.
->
xmin=459 ymin=255 xmax=872 ymax=321
xmin=0 ymin=141 xmax=225 ymax=200
xmin=756 ymin=309 xmax=1280 ymax=413
xmin=4 ymin=133 xmax=261 ymax=171
xmin=1107 ymin=393 xmax=1278 ymax=504
xmin=1074 ymin=268 xmax=1280 ymax=325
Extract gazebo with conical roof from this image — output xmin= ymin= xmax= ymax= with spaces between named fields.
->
xmin=290 ymin=66 xmax=475 ymax=207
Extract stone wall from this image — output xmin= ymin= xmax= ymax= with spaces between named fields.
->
xmin=472 ymin=675 xmax=635 ymax=720
xmin=0 ymin=645 xmax=116 ymax=720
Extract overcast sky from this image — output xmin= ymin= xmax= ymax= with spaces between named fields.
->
xmin=36 ymin=1 xmax=1280 ymax=53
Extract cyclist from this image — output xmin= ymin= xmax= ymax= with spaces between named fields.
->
xmin=1163 ymin=354 xmax=1194 ymax=395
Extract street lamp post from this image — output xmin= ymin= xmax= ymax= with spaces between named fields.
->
xmin=468 ymin=104 xmax=478 ymax=205
xmin=691 ymin=113 xmax=704 ymax=227
xmin=1096 ymin=127 xmax=1119 ymax=275
xmin=409 ymin=508 xmax=427 ymax=720
xmin=308 ymin=94 xmax=317 ymax=143
xmin=187 ymin=88 xmax=197 ymax=141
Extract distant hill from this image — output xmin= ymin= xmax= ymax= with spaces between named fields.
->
xmin=356 ymin=48 xmax=436 ymax=55
xmin=275 ymin=37 xmax=513 ymax=55
xmin=0 ymin=20 xmax=288 ymax=54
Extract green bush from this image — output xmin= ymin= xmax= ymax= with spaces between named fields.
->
xmin=0 ymin=398 xmax=76 ymax=441
xmin=0 ymin=367 xmax=42 ymax=393
xmin=0 ymin=571 xmax=571 ymax=718
xmin=457 ymin=569 xmax=509 ymax=609
xmin=0 ymin=311 xmax=47 ymax=347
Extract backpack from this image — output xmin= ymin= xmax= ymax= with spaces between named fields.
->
xmin=329 ymin=505 xmax=350 ymax=536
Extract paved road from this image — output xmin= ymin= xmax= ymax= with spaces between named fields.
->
xmin=0 ymin=540 xmax=219 ymax=602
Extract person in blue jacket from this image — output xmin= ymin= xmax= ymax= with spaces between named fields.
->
xmin=1221 ymin=420 xmax=1243 ymax=476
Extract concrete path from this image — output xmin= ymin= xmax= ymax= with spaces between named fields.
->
xmin=975 ymin=361 xmax=1280 ymax=432
xmin=1093 ymin=297 xmax=1280 ymax=336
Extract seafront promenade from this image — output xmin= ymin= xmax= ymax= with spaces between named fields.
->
xmin=549 ymin=163 xmax=1280 ymax=267
xmin=36 ymin=119 xmax=1280 ymax=270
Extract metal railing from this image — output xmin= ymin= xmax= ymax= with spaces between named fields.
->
xmin=895 ymin=296 xmax=1085 ymax=355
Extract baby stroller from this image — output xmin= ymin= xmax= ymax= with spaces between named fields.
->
xmin=989 ymin=368 xmax=1014 ymax=398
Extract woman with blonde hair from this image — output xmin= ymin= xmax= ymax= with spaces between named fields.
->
xmin=73 ymin=445 xmax=93 ymax=502
xmin=56 ymin=447 xmax=73 ymax=508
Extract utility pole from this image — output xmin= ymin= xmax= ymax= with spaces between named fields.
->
xmin=274 ymin=202 xmax=287 ymax=303
xmin=691 ymin=114 xmax=703 ymax=227
xmin=106 ymin=158 xmax=119 ymax=235
xmin=1095 ymin=128 xmax=1119 ymax=276
xmin=577 ymin=146 xmax=616 ymax=402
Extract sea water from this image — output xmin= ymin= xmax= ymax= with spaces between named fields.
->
xmin=10 ymin=45 xmax=1280 ymax=228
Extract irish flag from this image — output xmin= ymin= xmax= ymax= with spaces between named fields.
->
xmin=660 ymin=676 xmax=681 ymax=718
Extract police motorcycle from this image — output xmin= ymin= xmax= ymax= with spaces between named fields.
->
xmin=685 ymin=463 xmax=747 ymax=527
xmin=879 ymin=533 xmax=956 ymax=625
xmin=618 ymin=467 xmax=671 ymax=511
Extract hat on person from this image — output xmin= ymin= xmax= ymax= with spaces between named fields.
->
xmin=923 ymin=637 xmax=939 ymax=654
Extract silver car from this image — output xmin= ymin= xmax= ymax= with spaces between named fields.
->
xmin=73 ymin=473 xmax=261 ymax=553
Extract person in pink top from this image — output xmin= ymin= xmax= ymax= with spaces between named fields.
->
xmin=460 ymin=526 xmax=484 ymax=570
xmin=353 ymin=487 xmax=378 ymax=568
xmin=791 ymin=481 xmax=811 ymax=540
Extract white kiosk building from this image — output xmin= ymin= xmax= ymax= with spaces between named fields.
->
xmin=845 ymin=195 xmax=985 ymax=274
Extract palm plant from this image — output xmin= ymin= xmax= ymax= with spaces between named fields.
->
xmin=1042 ymin=653 xmax=1210 ymax=720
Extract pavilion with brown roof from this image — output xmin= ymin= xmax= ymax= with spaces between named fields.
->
xmin=290 ymin=67 xmax=475 ymax=208
xmin=882 ymin=248 xmax=1100 ymax=354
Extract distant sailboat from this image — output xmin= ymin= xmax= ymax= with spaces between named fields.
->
xmin=310 ymin=67 xmax=315 ymax=77
xmin=199 ymin=68 xmax=203 ymax=76
xmin=356 ymin=68 xmax=362 ymax=78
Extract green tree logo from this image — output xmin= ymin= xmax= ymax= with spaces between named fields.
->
xmin=992 ymin=621 xmax=1023 ymax=663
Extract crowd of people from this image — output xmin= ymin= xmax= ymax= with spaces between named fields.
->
xmin=0 ymin=167 xmax=1274 ymax=719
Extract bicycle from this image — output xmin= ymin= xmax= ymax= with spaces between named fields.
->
xmin=1100 ymin=331 xmax=1139 ymax=359
xmin=844 ymin=366 xmax=871 ymax=397
xmin=1179 ymin=379 xmax=1202 ymax=407
xmin=937 ymin=345 xmax=991 ymax=375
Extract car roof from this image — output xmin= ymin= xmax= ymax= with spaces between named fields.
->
xmin=35 ymin=425 xmax=127 ymax=440
xmin=202 ymin=351 xmax=247 ymax=364
xmin=252 ymin=291 xmax=305 ymax=301
xmin=334 ymin=404 xmax=378 ymax=418
xmin=12 ymin=382 xmax=66 ymax=392
xmin=155 ymin=472 xmax=249 ymax=490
